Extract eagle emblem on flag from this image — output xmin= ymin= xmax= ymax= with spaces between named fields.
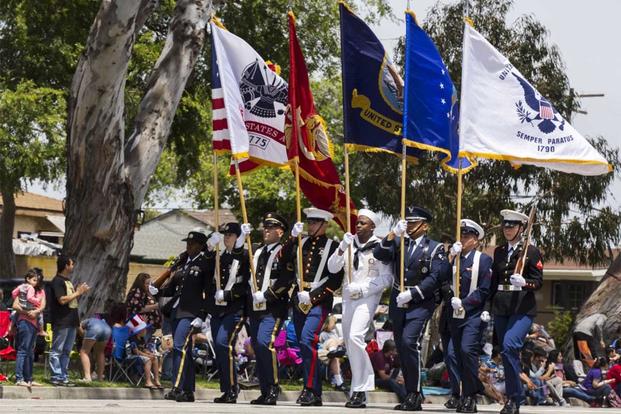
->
xmin=513 ymin=72 xmax=565 ymax=134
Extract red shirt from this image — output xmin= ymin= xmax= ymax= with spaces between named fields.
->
xmin=607 ymin=363 xmax=621 ymax=386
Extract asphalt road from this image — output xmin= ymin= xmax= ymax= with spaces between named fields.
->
xmin=1 ymin=400 xmax=619 ymax=413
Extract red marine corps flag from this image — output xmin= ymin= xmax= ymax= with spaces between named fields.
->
xmin=286 ymin=11 xmax=356 ymax=230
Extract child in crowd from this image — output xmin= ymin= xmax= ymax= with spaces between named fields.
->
xmin=127 ymin=314 xmax=161 ymax=389
xmin=11 ymin=268 xmax=46 ymax=336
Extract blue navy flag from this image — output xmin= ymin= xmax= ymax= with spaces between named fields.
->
xmin=403 ymin=10 xmax=469 ymax=172
xmin=339 ymin=2 xmax=421 ymax=162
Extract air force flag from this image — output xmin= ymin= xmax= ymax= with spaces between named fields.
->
xmin=402 ymin=11 xmax=457 ymax=169
xmin=339 ymin=2 xmax=420 ymax=161
xmin=459 ymin=23 xmax=610 ymax=175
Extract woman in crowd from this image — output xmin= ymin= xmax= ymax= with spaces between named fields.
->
xmin=78 ymin=312 xmax=112 ymax=382
xmin=581 ymin=357 xmax=616 ymax=406
xmin=318 ymin=315 xmax=347 ymax=392
xmin=542 ymin=349 xmax=595 ymax=405
xmin=12 ymin=269 xmax=46 ymax=387
xmin=125 ymin=273 xmax=161 ymax=343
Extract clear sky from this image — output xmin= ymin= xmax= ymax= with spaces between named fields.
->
xmin=31 ymin=0 xmax=620 ymax=209
xmin=372 ymin=0 xmax=621 ymax=206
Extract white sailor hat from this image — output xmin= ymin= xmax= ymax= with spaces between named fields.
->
xmin=303 ymin=207 xmax=334 ymax=221
xmin=460 ymin=219 xmax=484 ymax=240
xmin=357 ymin=209 xmax=380 ymax=226
xmin=500 ymin=209 xmax=528 ymax=224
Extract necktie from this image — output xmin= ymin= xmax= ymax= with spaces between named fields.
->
xmin=507 ymin=246 xmax=514 ymax=260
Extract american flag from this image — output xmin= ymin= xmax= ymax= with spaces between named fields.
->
xmin=211 ymin=38 xmax=230 ymax=153
xmin=539 ymin=100 xmax=554 ymax=120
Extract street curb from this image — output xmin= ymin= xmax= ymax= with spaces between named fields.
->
xmin=0 ymin=386 xmax=406 ymax=402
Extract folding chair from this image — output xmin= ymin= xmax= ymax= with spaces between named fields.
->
xmin=108 ymin=325 xmax=144 ymax=386
xmin=0 ymin=311 xmax=17 ymax=377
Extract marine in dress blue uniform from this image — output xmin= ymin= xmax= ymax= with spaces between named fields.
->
xmin=281 ymin=207 xmax=344 ymax=407
xmin=489 ymin=210 xmax=543 ymax=414
xmin=247 ymin=213 xmax=294 ymax=405
xmin=206 ymin=222 xmax=251 ymax=404
xmin=162 ymin=228 xmax=213 ymax=403
xmin=447 ymin=219 xmax=493 ymax=413
xmin=373 ymin=206 xmax=451 ymax=411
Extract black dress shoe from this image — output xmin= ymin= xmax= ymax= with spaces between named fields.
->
xmin=458 ymin=396 xmax=477 ymax=413
xmin=262 ymin=385 xmax=280 ymax=405
xmin=395 ymin=392 xmax=422 ymax=411
xmin=500 ymin=400 xmax=519 ymax=414
xmin=445 ymin=395 xmax=461 ymax=410
xmin=250 ymin=394 xmax=267 ymax=405
xmin=299 ymin=390 xmax=323 ymax=406
xmin=175 ymin=391 xmax=195 ymax=403
xmin=345 ymin=391 xmax=367 ymax=408
xmin=164 ymin=388 xmax=180 ymax=401
xmin=296 ymin=388 xmax=310 ymax=404
xmin=214 ymin=389 xmax=238 ymax=403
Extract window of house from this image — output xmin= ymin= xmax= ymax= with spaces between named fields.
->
xmin=551 ymin=281 xmax=597 ymax=310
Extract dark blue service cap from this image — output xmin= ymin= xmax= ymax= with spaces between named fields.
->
xmin=219 ymin=222 xmax=241 ymax=237
xmin=263 ymin=212 xmax=288 ymax=231
xmin=405 ymin=206 xmax=433 ymax=223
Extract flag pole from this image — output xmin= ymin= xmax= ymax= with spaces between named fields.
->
xmin=233 ymin=160 xmax=258 ymax=293
xmin=453 ymin=159 xmax=465 ymax=318
xmin=213 ymin=153 xmax=222 ymax=293
xmin=294 ymin=158 xmax=310 ymax=314
xmin=344 ymin=146 xmax=353 ymax=283
xmin=399 ymin=143 xmax=407 ymax=294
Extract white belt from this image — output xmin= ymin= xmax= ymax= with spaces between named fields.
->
xmin=497 ymin=284 xmax=521 ymax=291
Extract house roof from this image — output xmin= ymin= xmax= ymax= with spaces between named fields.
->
xmin=0 ymin=192 xmax=63 ymax=214
xmin=132 ymin=208 xmax=238 ymax=262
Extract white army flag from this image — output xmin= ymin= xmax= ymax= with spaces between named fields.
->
xmin=211 ymin=20 xmax=289 ymax=173
xmin=459 ymin=23 xmax=610 ymax=175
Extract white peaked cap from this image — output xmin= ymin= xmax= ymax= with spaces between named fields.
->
xmin=303 ymin=207 xmax=334 ymax=221
xmin=357 ymin=209 xmax=380 ymax=226
xmin=460 ymin=219 xmax=485 ymax=240
xmin=500 ymin=209 xmax=528 ymax=223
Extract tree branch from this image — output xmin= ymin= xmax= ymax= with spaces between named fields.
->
xmin=125 ymin=0 xmax=209 ymax=209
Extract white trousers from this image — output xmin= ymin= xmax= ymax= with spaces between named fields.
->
xmin=342 ymin=295 xmax=380 ymax=393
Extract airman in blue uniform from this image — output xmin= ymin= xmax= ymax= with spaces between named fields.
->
xmin=373 ymin=206 xmax=451 ymax=411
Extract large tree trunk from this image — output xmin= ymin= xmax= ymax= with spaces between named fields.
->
xmin=565 ymin=253 xmax=621 ymax=358
xmin=65 ymin=0 xmax=209 ymax=316
xmin=0 ymin=190 xmax=16 ymax=279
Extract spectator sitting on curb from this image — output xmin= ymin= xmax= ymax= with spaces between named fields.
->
xmin=370 ymin=339 xmax=406 ymax=403
xmin=318 ymin=314 xmax=348 ymax=393
xmin=544 ymin=349 xmax=594 ymax=405
xmin=127 ymin=314 xmax=162 ymax=389
xmin=580 ymin=357 xmax=617 ymax=407
xmin=607 ymin=348 xmax=621 ymax=395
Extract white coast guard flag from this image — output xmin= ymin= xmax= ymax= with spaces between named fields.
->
xmin=459 ymin=24 xmax=610 ymax=175
xmin=211 ymin=20 xmax=289 ymax=173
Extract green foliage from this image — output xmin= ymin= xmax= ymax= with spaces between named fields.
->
xmin=547 ymin=310 xmax=575 ymax=351
xmin=0 ymin=81 xmax=66 ymax=192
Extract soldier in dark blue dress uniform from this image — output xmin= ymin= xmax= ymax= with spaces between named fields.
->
xmin=162 ymin=228 xmax=214 ymax=403
xmin=282 ymin=207 xmax=344 ymax=407
xmin=373 ymin=206 xmax=451 ymax=411
xmin=490 ymin=210 xmax=543 ymax=414
xmin=447 ymin=219 xmax=493 ymax=413
xmin=207 ymin=222 xmax=252 ymax=404
xmin=247 ymin=212 xmax=294 ymax=405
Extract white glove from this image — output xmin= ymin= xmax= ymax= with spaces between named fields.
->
xmin=215 ymin=289 xmax=225 ymax=302
xmin=207 ymin=232 xmax=223 ymax=250
xmin=392 ymin=220 xmax=407 ymax=237
xmin=291 ymin=222 xmax=304 ymax=237
xmin=451 ymin=297 xmax=462 ymax=310
xmin=396 ymin=289 xmax=412 ymax=306
xmin=346 ymin=283 xmax=363 ymax=299
xmin=297 ymin=291 xmax=311 ymax=305
xmin=235 ymin=224 xmax=252 ymax=249
xmin=253 ymin=291 xmax=266 ymax=304
xmin=190 ymin=317 xmax=203 ymax=328
xmin=480 ymin=311 xmax=491 ymax=323
xmin=148 ymin=284 xmax=159 ymax=296
xmin=310 ymin=281 xmax=320 ymax=290
xmin=450 ymin=241 xmax=463 ymax=256
xmin=510 ymin=274 xmax=526 ymax=287
xmin=339 ymin=232 xmax=355 ymax=252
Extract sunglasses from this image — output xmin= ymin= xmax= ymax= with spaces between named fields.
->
xmin=502 ymin=221 xmax=520 ymax=228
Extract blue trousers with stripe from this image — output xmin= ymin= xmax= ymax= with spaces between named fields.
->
xmin=211 ymin=312 xmax=244 ymax=393
xmin=172 ymin=317 xmax=195 ymax=392
xmin=249 ymin=315 xmax=283 ymax=395
xmin=393 ymin=316 xmax=428 ymax=394
xmin=293 ymin=304 xmax=329 ymax=397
